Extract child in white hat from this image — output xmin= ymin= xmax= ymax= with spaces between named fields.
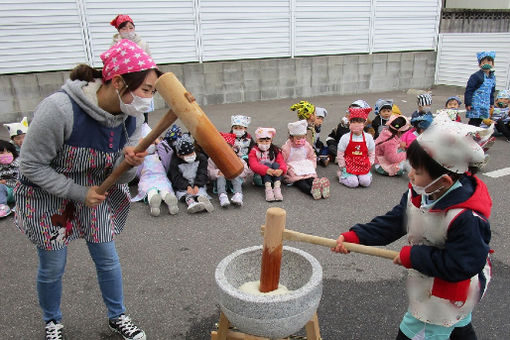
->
xmin=3 ymin=116 xmax=29 ymax=153
xmin=333 ymin=112 xmax=492 ymax=340
xmin=248 ymin=128 xmax=287 ymax=202
xmin=282 ymin=120 xmax=330 ymax=200
xmin=313 ymin=107 xmax=330 ymax=166
xmin=230 ymin=115 xmax=255 ymax=160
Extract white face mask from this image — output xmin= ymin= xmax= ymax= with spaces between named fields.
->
xmin=258 ymin=143 xmax=270 ymax=151
xmin=411 ymin=174 xmax=446 ymax=196
xmin=117 ymin=90 xmax=154 ymax=117
xmin=183 ymin=154 xmax=196 ymax=163
xmin=233 ymin=129 xmax=245 ymax=138
xmin=120 ymin=31 xmax=136 ymax=40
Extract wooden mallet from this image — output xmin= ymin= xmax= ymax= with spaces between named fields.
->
xmin=97 ymin=72 xmax=244 ymax=195
xmin=260 ymin=226 xmax=399 ymax=260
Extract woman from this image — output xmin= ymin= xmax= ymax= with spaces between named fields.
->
xmin=15 ymin=39 xmax=160 ymax=340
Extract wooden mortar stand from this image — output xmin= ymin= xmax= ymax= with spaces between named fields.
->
xmin=259 ymin=207 xmax=286 ymax=293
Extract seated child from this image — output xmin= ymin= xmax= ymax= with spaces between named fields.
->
xmin=372 ymin=99 xmax=394 ymax=140
xmin=411 ymin=93 xmax=433 ymax=120
xmin=401 ymin=113 xmax=433 ymax=150
xmin=442 ymin=96 xmax=463 ymax=122
xmin=481 ymin=89 xmax=510 ymax=141
xmin=374 ymin=115 xmax=410 ymax=176
xmin=326 ymin=99 xmax=370 ymax=159
xmin=313 ymin=107 xmax=330 ymax=166
xmin=282 ymin=120 xmax=330 ymax=200
xmin=168 ymin=134 xmax=214 ymax=213
xmin=4 ymin=117 xmax=29 ymax=154
xmin=131 ymin=123 xmax=179 ymax=216
xmin=333 ymin=114 xmax=492 ymax=340
xmin=208 ymin=132 xmax=250 ymax=207
xmin=337 ymin=107 xmax=375 ymax=188
xmin=0 ymin=140 xmax=19 ymax=217
xmin=248 ymin=127 xmax=287 ymax=202
xmin=290 ymin=100 xmax=316 ymax=146
xmin=230 ymin=115 xmax=255 ymax=161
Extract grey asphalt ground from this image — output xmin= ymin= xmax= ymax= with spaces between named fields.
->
xmin=1 ymin=86 xmax=509 ymax=340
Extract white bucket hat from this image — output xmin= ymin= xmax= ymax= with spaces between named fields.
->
xmin=417 ymin=113 xmax=491 ymax=174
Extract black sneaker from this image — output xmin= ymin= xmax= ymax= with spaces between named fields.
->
xmin=109 ymin=314 xmax=146 ymax=340
xmin=45 ymin=320 xmax=64 ymax=340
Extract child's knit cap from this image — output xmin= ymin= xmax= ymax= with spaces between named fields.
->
xmin=417 ymin=93 xmax=432 ymax=107
xmin=175 ymin=134 xmax=195 ymax=155
xmin=417 ymin=112 xmax=488 ymax=173
xmin=445 ymin=96 xmax=462 ymax=106
xmin=476 ymin=51 xmax=495 ymax=63
xmin=290 ymin=101 xmax=315 ymax=120
xmin=231 ymin=115 xmax=251 ymax=128
xmin=4 ymin=117 xmax=28 ymax=137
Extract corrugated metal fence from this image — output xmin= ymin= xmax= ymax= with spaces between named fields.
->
xmin=0 ymin=0 xmax=441 ymax=74
xmin=434 ymin=33 xmax=510 ymax=91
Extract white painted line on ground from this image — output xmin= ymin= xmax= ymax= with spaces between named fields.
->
xmin=483 ymin=167 xmax=510 ymax=178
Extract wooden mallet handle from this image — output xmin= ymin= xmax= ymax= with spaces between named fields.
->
xmin=259 ymin=208 xmax=286 ymax=293
xmin=96 ymin=109 xmax=178 ymax=195
xmin=261 ymin=226 xmax=399 ymax=260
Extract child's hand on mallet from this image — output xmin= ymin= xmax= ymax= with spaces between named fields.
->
xmin=331 ymin=235 xmax=349 ymax=254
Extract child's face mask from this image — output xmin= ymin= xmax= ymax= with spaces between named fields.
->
xmin=292 ymin=137 xmax=306 ymax=148
xmin=411 ymin=174 xmax=447 ymax=196
xmin=258 ymin=143 xmax=270 ymax=151
xmin=350 ymin=122 xmax=364 ymax=134
xmin=0 ymin=153 xmax=13 ymax=165
xmin=232 ymin=129 xmax=245 ymax=137
xmin=183 ymin=153 xmax=196 ymax=163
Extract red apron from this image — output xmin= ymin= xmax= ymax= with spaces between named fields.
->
xmin=345 ymin=132 xmax=371 ymax=175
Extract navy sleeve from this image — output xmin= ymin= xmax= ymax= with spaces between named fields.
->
xmin=194 ymin=153 xmax=209 ymax=187
xmin=409 ymin=210 xmax=491 ymax=282
xmin=464 ymin=71 xmax=483 ymax=107
xmin=350 ymin=191 xmax=408 ymax=246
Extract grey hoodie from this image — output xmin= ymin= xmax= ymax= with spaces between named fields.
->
xmin=19 ymin=79 xmax=143 ymax=203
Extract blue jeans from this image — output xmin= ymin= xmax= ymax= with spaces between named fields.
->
xmin=37 ymin=241 xmax=125 ymax=322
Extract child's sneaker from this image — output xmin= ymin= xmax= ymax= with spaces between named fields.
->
xmin=162 ymin=192 xmax=179 ymax=215
xmin=273 ymin=186 xmax=283 ymax=201
xmin=147 ymin=190 xmax=161 ymax=217
xmin=311 ymin=178 xmax=322 ymax=200
xmin=0 ymin=204 xmax=11 ymax=218
xmin=198 ymin=195 xmax=214 ymax=212
xmin=265 ymin=187 xmax=275 ymax=202
xmin=109 ymin=314 xmax=146 ymax=340
xmin=320 ymin=177 xmax=330 ymax=199
xmin=45 ymin=320 xmax=64 ymax=340
xmin=187 ymin=201 xmax=205 ymax=214
xmin=219 ymin=193 xmax=230 ymax=207
xmin=231 ymin=192 xmax=243 ymax=206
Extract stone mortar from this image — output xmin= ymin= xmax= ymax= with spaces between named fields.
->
xmin=215 ymin=245 xmax=323 ymax=339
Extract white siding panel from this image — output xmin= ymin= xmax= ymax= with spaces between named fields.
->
xmin=0 ymin=1 xmax=87 ymax=74
xmin=200 ymin=0 xmax=290 ymax=61
xmin=435 ymin=33 xmax=510 ymax=91
xmin=84 ymin=0 xmax=198 ymax=66
xmin=295 ymin=0 xmax=371 ymax=56
xmin=372 ymin=0 xmax=439 ymax=52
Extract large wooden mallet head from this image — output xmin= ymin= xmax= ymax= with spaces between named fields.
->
xmin=155 ymin=72 xmax=244 ymax=180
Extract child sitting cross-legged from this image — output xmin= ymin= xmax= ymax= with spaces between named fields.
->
xmin=374 ymin=115 xmax=411 ymax=177
xmin=282 ymin=120 xmax=330 ymax=200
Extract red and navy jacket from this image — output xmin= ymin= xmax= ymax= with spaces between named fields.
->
xmin=342 ymin=174 xmax=492 ymax=285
